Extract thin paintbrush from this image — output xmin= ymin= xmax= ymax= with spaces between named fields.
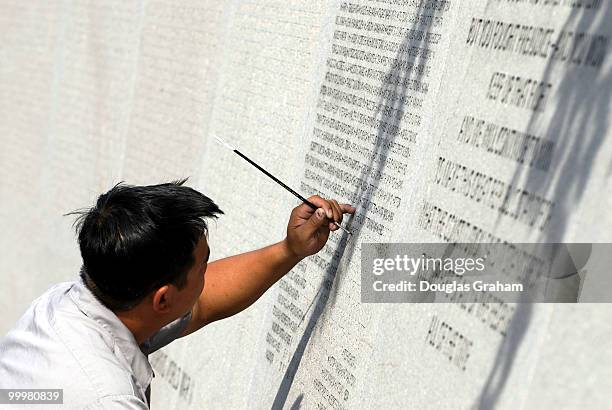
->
xmin=214 ymin=135 xmax=352 ymax=235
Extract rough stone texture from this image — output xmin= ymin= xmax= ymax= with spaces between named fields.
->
xmin=0 ymin=1 xmax=610 ymax=409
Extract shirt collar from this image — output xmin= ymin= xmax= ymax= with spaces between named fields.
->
xmin=68 ymin=277 xmax=153 ymax=390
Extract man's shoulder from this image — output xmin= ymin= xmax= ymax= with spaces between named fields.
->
xmin=0 ymin=280 xmax=144 ymax=405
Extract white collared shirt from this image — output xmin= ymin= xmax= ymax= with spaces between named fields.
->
xmin=0 ymin=278 xmax=191 ymax=409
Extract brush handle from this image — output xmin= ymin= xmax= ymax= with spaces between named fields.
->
xmin=234 ymin=150 xmax=318 ymax=210
xmin=233 ymin=149 xmax=352 ymax=235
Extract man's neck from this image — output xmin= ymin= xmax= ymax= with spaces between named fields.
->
xmin=115 ymin=310 xmax=160 ymax=345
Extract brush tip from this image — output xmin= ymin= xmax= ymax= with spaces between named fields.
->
xmin=213 ymin=135 xmax=235 ymax=151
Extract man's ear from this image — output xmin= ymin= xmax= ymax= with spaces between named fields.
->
xmin=152 ymin=285 xmax=172 ymax=313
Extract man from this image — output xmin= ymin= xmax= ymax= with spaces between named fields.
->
xmin=0 ymin=179 xmax=355 ymax=409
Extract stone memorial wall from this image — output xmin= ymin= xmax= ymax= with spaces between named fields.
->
xmin=1 ymin=1 xmax=611 ymax=408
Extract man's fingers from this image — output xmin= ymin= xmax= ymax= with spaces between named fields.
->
xmin=330 ymin=199 xmax=342 ymax=224
xmin=306 ymin=196 xmax=356 ymax=231
xmin=340 ymin=203 xmax=357 ymax=214
xmin=307 ymin=195 xmax=333 ymax=219
xmin=307 ymin=207 xmax=328 ymax=230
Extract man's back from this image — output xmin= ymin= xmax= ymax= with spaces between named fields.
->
xmin=0 ymin=280 xmax=152 ymax=409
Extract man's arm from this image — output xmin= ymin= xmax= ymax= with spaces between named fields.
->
xmin=182 ymin=196 xmax=355 ymax=336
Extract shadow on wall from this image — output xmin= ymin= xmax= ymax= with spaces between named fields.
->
xmin=476 ymin=4 xmax=611 ymax=409
xmin=273 ymin=2 xmax=445 ymax=409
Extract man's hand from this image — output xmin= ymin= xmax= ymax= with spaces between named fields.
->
xmin=284 ymin=195 xmax=356 ymax=259
xmin=181 ymin=196 xmax=355 ymax=335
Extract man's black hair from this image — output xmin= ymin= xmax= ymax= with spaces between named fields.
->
xmin=69 ymin=178 xmax=222 ymax=311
